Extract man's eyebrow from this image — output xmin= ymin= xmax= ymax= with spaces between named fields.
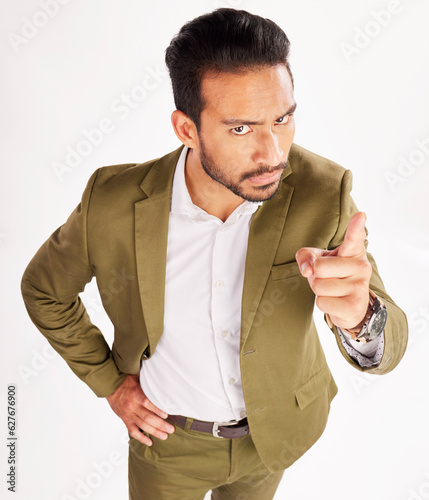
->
xmin=221 ymin=102 xmax=297 ymax=126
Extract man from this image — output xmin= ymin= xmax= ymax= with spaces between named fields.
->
xmin=21 ymin=8 xmax=408 ymax=500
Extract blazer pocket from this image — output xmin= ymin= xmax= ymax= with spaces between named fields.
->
xmin=295 ymin=365 xmax=332 ymax=411
xmin=271 ymin=261 xmax=302 ymax=281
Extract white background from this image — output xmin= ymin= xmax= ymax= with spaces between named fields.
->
xmin=1 ymin=0 xmax=429 ymax=499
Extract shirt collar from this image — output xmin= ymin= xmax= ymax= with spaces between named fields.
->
xmin=171 ymin=146 xmax=262 ymax=223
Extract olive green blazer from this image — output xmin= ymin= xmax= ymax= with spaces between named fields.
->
xmin=21 ymin=143 xmax=408 ymax=472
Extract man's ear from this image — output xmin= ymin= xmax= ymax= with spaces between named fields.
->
xmin=171 ymin=110 xmax=199 ymax=149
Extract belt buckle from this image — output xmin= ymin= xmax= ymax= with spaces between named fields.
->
xmin=212 ymin=419 xmax=240 ymax=438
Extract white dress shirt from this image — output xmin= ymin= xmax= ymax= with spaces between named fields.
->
xmin=139 ymin=146 xmax=384 ymax=422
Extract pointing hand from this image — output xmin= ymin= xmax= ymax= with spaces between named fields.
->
xmin=295 ymin=212 xmax=372 ymax=332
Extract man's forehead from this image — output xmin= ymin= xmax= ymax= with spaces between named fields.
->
xmin=200 ymin=65 xmax=294 ymax=118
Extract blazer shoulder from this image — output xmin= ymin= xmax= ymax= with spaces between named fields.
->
xmin=89 ymin=145 xmax=183 ymax=198
xmin=288 ymin=143 xmax=348 ymax=187
xmin=93 ymin=157 xmax=158 ymax=189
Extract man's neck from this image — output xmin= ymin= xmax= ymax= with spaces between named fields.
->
xmin=184 ymin=148 xmax=245 ymax=223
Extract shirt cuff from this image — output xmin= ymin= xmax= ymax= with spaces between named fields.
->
xmin=337 ymin=328 xmax=385 ymax=367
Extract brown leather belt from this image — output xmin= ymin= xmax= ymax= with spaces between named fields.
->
xmin=166 ymin=414 xmax=250 ymax=439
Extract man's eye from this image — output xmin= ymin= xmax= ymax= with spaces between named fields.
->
xmin=276 ymin=115 xmax=290 ymax=124
xmin=232 ymin=125 xmax=251 ymax=135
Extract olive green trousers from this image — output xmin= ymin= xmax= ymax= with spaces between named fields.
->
xmin=128 ymin=416 xmax=285 ymax=499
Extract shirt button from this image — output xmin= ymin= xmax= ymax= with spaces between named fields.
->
xmin=229 ymin=378 xmax=236 ymax=385
xmin=221 ymin=330 xmax=228 ymax=338
xmin=240 ymin=411 xmax=246 ymax=418
xmin=215 ymin=280 xmax=224 ymax=288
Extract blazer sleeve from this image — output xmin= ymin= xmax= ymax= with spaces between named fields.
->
xmin=21 ymin=169 xmax=127 ymax=397
xmin=324 ymin=169 xmax=408 ymax=375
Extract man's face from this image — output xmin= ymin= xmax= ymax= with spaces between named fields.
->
xmin=196 ymin=64 xmax=296 ymax=202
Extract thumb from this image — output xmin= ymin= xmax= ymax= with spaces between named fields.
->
xmin=337 ymin=212 xmax=367 ymax=258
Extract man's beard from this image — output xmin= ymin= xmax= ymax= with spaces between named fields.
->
xmin=198 ymin=138 xmax=288 ymax=202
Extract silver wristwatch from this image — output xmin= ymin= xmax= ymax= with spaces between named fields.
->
xmin=345 ymin=290 xmax=388 ymax=343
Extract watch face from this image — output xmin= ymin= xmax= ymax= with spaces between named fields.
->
xmin=368 ymin=308 xmax=388 ymax=339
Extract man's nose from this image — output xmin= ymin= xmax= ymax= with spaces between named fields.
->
xmin=252 ymin=131 xmax=284 ymax=166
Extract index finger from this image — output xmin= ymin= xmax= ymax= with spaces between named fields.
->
xmin=295 ymin=247 xmax=325 ymax=277
xmin=140 ymin=392 xmax=169 ymax=420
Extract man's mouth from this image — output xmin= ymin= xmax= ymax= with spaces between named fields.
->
xmin=247 ymin=170 xmax=282 ymax=185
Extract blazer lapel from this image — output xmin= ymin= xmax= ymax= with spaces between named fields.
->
xmin=134 ymin=146 xmax=184 ymax=355
xmin=240 ymin=166 xmax=294 ymax=353
xmin=134 ymin=143 xmax=293 ymax=356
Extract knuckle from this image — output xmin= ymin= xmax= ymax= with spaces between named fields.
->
xmin=140 ymin=413 xmax=150 ymax=424
xmin=130 ymin=430 xmax=143 ymax=441
xmin=140 ymin=395 xmax=149 ymax=405
xmin=315 ymin=295 xmax=324 ymax=310
xmin=124 ymin=400 xmax=133 ymax=411
xmin=358 ymin=281 xmax=369 ymax=296
xmin=143 ymin=414 xmax=159 ymax=429
xmin=352 ymin=277 xmax=369 ymax=296
xmin=358 ymin=259 xmax=372 ymax=275
xmin=345 ymin=295 xmax=356 ymax=309
xmin=312 ymin=278 xmax=323 ymax=294
xmin=312 ymin=259 xmax=322 ymax=276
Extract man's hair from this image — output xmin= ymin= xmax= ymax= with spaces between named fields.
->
xmin=165 ymin=8 xmax=293 ymax=131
